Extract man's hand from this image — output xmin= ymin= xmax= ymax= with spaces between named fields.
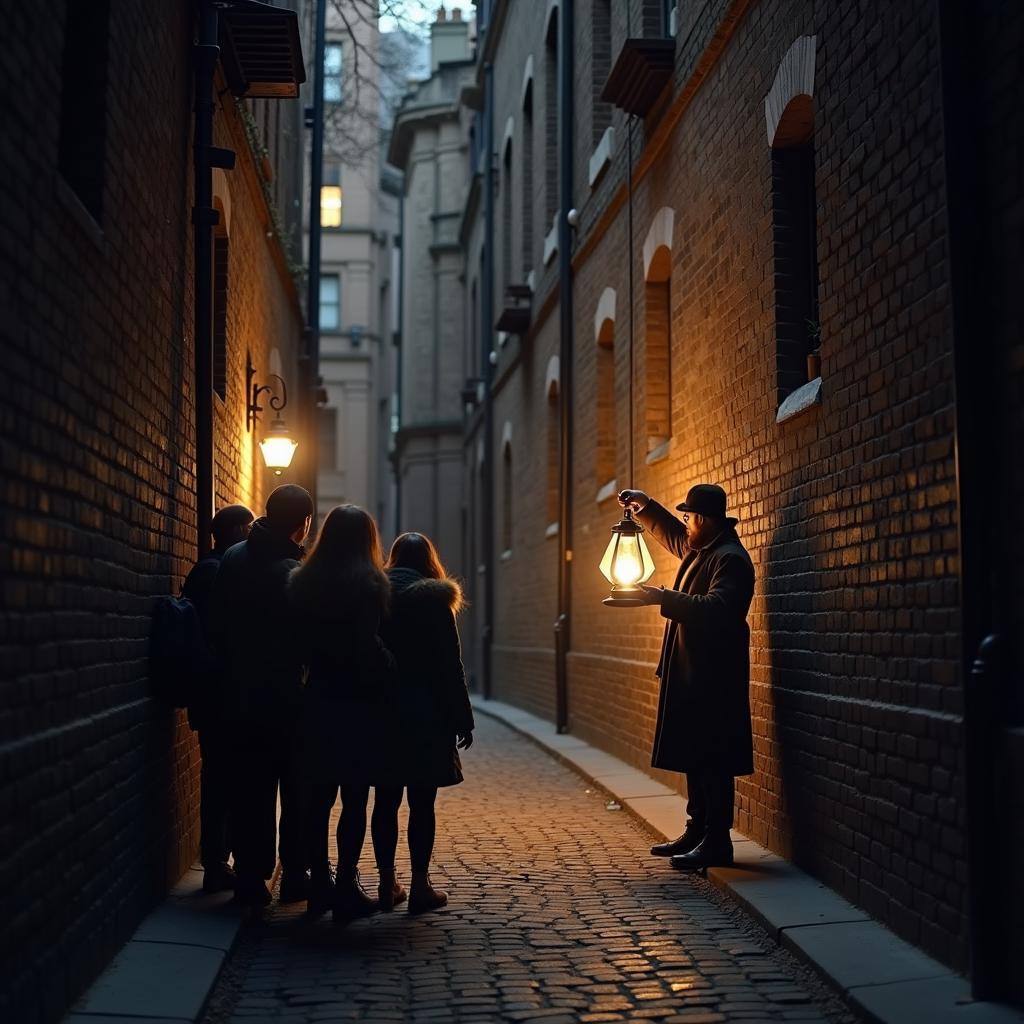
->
xmin=638 ymin=585 xmax=664 ymax=605
xmin=457 ymin=732 xmax=474 ymax=750
xmin=618 ymin=489 xmax=650 ymax=514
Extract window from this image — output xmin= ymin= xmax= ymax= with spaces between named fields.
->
xmin=546 ymin=378 xmax=560 ymax=529
xmin=521 ymin=82 xmax=534 ymax=277
xmin=771 ymin=98 xmax=820 ymax=401
xmin=213 ymin=236 xmax=229 ymax=399
xmin=321 ymin=163 xmax=342 ymax=227
xmin=318 ymin=407 xmax=337 ymax=469
xmin=324 ymin=44 xmax=343 ymax=102
xmin=592 ymin=0 xmax=612 ymax=146
xmin=319 ymin=274 xmax=340 ymax=330
xmin=58 ymin=0 xmax=110 ymax=221
xmin=544 ymin=10 xmax=559 ymax=228
xmin=502 ymin=441 xmax=513 ymax=554
xmin=645 ymin=250 xmax=672 ymax=453
xmin=502 ymin=142 xmax=513 ymax=292
xmin=596 ymin=310 xmax=615 ymax=486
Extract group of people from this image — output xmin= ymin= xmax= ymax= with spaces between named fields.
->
xmin=182 ymin=484 xmax=473 ymax=921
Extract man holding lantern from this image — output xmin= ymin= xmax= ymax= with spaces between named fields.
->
xmin=617 ymin=484 xmax=755 ymax=871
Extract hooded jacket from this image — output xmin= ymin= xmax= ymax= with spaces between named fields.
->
xmin=207 ymin=517 xmax=305 ymax=730
xmin=381 ymin=567 xmax=474 ymax=786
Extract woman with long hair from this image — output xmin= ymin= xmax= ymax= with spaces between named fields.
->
xmin=375 ymin=532 xmax=474 ymax=913
xmin=288 ymin=504 xmax=400 ymax=922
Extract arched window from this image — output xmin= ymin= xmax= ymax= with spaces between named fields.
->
xmin=766 ymin=37 xmax=820 ymax=403
xmin=501 ymin=423 xmax=514 ymax=556
xmin=521 ymin=76 xmax=534 ymax=278
xmin=545 ymin=357 xmax=561 ymax=530
xmin=544 ymin=7 xmax=559 ymax=230
xmin=643 ymin=208 xmax=675 ymax=456
xmin=502 ymin=139 xmax=513 ymax=293
xmin=591 ymin=0 xmax=612 ymax=147
xmin=594 ymin=288 xmax=616 ymax=490
xmin=212 ymin=170 xmax=232 ymax=401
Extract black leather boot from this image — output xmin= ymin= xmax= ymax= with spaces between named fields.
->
xmin=651 ymin=823 xmax=704 ymax=857
xmin=670 ymin=832 xmax=734 ymax=871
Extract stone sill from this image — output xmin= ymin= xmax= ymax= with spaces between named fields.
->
xmin=545 ymin=521 xmax=559 ymax=538
xmin=500 ymin=548 xmax=512 ymax=562
xmin=776 ymin=376 xmax=822 ymax=425
xmin=596 ymin=478 xmax=618 ymax=504
xmin=543 ymin=215 xmax=559 ymax=266
xmin=588 ymin=127 xmax=614 ymax=189
xmin=645 ymin=440 xmax=671 ymax=465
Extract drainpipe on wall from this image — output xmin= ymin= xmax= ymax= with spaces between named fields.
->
xmin=554 ymin=0 xmax=575 ymax=733
xmin=938 ymin=0 xmax=1010 ymax=1001
xmin=192 ymin=2 xmax=219 ymax=557
xmin=394 ymin=194 xmax=404 ymax=538
xmin=481 ymin=61 xmax=496 ymax=699
xmin=304 ymin=0 xmax=327 ymax=517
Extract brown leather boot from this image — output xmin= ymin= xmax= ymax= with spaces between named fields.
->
xmin=332 ymin=869 xmax=379 ymax=924
xmin=408 ymin=871 xmax=448 ymax=914
xmin=377 ymin=867 xmax=408 ymax=912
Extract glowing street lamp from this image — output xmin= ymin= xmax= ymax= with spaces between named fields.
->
xmin=259 ymin=418 xmax=298 ymax=475
xmin=247 ymin=356 xmax=298 ymax=475
xmin=599 ymin=507 xmax=656 ymax=606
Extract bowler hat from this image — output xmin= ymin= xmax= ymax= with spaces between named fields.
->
xmin=675 ymin=484 xmax=737 ymax=526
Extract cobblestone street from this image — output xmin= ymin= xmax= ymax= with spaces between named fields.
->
xmin=202 ymin=715 xmax=854 ymax=1024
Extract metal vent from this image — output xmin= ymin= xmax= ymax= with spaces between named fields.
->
xmin=218 ymin=1 xmax=306 ymax=99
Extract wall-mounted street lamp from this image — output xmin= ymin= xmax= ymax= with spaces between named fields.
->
xmin=247 ymin=355 xmax=298 ymax=475
xmin=599 ymin=507 xmax=656 ymax=605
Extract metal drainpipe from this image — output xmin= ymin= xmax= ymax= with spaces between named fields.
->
xmin=937 ymin=0 xmax=1008 ymax=1000
xmin=193 ymin=2 xmax=218 ymax=557
xmin=554 ymin=0 xmax=575 ymax=733
xmin=481 ymin=61 xmax=496 ymax=700
xmin=304 ymin=0 xmax=327 ymax=516
xmin=394 ymin=194 xmax=404 ymax=538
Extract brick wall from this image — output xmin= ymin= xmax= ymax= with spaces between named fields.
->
xmin=470 ymin=0 xmax=993 ymax=973
xmin=0 ymin=4 xmax=306 ymax=1021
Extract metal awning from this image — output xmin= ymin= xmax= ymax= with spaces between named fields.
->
xmin=218 ymin=0 xmax=306 ymax=99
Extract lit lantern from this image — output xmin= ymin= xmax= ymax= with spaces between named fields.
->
xmin=599 ymin=508 xmax=656 ymax=606
xmin=258 ymin=417 xmax=298 ymax=475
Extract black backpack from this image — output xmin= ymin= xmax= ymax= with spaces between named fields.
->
xmin=148 ymin=595 xmax=211 ymax=708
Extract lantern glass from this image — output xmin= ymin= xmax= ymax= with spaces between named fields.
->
xmin=259 ymin=429 xmax=298 ymax=474
xmin=599 ymin=523 xmax=655 ymax=587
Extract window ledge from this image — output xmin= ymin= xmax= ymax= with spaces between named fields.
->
xmin=645 ymin=439 xmax=671 ymax=465
xmin=596 ymin=478 xmax=619 ymax=504
xmin=588 ymin=127 xmax=614 ymax=189
xmin=543 ymin=215 xmax=559 ymax=266
xmin=500 ymin=548 xmax=513 ymax=562
xmin=776 ymin=376 xmax=822 ymax=424
xmin=526 ymin=269 xmax=536 ymax=292
xmin=545 ymin=521 xmax=559 ymax=538
xmin=497 ymin=330 xmax=509 ymax=349
xmin=56 ymin=175 xmax=104 ymax=253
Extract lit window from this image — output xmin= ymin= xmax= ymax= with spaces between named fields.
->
xmin=319 ymin=275 xmax=340 ymax=330
xmin=321 ymin=163 xmax=342 ymax=227
xmin=324 ymin=44 xmax=342 ymax=103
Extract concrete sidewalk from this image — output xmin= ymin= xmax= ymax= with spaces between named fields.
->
xmin=473 ymin=697 xmax=1023 ymax=1024
xmin=63 ymin=866 xmax=247 ymax=1024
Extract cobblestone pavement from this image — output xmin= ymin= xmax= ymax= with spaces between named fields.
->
xmin=202 ymin=715 xmax=856 ymax=1024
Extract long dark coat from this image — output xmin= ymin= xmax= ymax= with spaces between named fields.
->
xmin=380 ymin=568 xmax=474 ymax=788
xmin=287 ymin=570 xmax=396 ymax=785
xmin=636 ymin=500 xmax=755 ymax=776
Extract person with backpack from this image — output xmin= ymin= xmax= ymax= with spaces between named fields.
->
xmin=181 ymin=504 xmax=254 ymax=894
xmin=207 ymin=485 xmax=314 ymax=908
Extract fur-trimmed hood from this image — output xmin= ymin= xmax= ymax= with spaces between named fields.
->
xmin=387 ymin=567 xmax=464 ymax=613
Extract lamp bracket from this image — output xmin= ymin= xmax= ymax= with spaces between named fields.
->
xmin=246 ymin=354 xmax=288 ymax=431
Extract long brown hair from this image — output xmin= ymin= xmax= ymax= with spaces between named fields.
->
xmin=288 ymin=504 xmax=387 ymax=614
xmin=386 ymin=532 xmax=447 ymax=579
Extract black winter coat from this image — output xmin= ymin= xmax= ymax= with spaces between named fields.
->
xmin=207 ymin=518 xmax=305 ymax=734
xmin=637 ymin=500 xmax=755 ymax=776
xmin=288 ymin=569 xmax=396 ymax=785
xmin=381 ymin=568 xmax=474 ymax=788
xmin=181 ymin=547 xmax=224 ymax=732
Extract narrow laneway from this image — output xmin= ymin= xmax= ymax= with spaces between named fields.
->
xmin=202 ymin=715 xmax=854 ymax=1024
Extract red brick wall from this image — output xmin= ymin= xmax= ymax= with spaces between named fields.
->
xmin=475 ymin=0 xmax=977 ymax=972
xmin=0 ymin=4 xmax=306 ymax=1021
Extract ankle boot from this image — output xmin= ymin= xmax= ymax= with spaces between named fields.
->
xmin=408 ymin=871 xmax=448 ymax=914
xmin=377 ymin=867 xmax=408 ymax=912
xmin=651 ymin=822 xmax=704 ymax=857
xmin=305 ymin=867 xmax=335 ymax=920
xmin=332 ymin=868 xmax=379 ymax=923
xmin=670 ymin=832 xmax=734 ymax=871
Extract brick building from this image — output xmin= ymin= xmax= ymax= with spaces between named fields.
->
xmin=0 ymin=3 xmax=307 ymax=1020
xmin=454 ymin=0 xmax=1023 ymax=999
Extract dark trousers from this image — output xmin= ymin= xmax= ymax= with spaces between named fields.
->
xmin=230 ymin=730 xmax=306 ymax=883
xmin=685 ymin=770 xmax=735 ymax=836
xmin=198 ymin=727 xmax=231 ymax=867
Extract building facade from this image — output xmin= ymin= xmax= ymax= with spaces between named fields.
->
xmin=455 ymin=0 xmax=1023 ymax=997
xmin=305 ymin=2 xmax=402 ymax=534
xmin=388 ymin=9 xmax=476 ymax=569
xmin=0 ymin=4 xmax=308 ymax=1021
